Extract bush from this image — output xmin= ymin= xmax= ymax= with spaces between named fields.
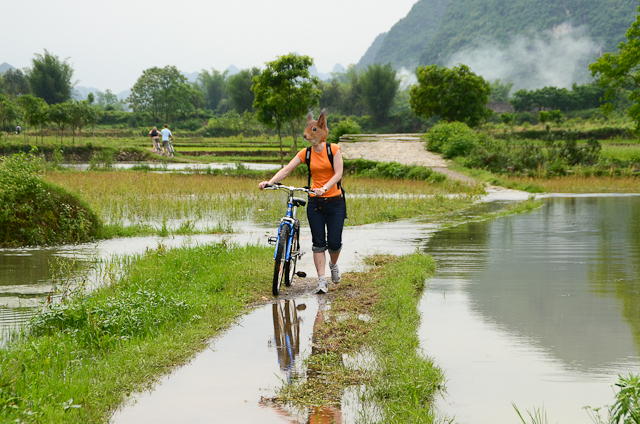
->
xmin=327 ymin=118 xmax=362 ymax=143
xmin=424 ymin=121 xmax=479 ymax=158
xmin=204 ymin=111 xmax=266 ymax=137
xmin=0 ymin=152 xmax=102 ymax=246
xmin=344 ymin=159 xmax=446 ymax=182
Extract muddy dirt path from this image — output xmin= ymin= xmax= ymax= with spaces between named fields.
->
xmin=339 ymin=134 xmax=525 ymax=196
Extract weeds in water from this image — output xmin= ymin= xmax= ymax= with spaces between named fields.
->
xmin=585 ymin=374 xmax=640 ymax=424
xmin=513 ymin=403 xmax=549 ymax=424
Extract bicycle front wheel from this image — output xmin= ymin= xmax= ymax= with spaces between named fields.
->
xmin=284 ymin=229 xmax=299 ymax=287
xmin=273 ymin=225 xmax=290 ymax=296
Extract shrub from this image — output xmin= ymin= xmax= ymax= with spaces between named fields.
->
xmin=424 ymin=121 xmax=479 ymax=158
xmin=327 ymin=118 xmax=362 ymax=143
xmin=0 ymin=152 xmax=102 ymax=246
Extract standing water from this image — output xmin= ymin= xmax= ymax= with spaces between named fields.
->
xmin=419 ymin=195 xmax=640 ymax=423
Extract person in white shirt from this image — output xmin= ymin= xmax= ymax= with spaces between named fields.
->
xmin=160 ymin=125 xmax=173 ymax=156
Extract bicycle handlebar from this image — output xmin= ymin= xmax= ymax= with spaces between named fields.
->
xmin=265 ymin=183 xmax=313 ymax=194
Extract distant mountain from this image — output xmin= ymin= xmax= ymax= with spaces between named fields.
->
xmin=72 ymin=86 xmax=104 ymax=101
xmin=357 ymin=0 xmax=638 ymax=89
xmin=226 ymin=65 xmax=240 ymax=76
xmin=181 ymin=71 xmax=199 ymax=83
xmin=0 ymin=62 xmax=15 ymax=74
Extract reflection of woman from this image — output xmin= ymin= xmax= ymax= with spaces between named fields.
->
xmin=259 ymin=109 xmax=345 ymax=294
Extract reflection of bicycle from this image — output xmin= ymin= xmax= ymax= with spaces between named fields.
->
xmin=265 ymin=183 xmax=310 ymax=296
xmin=272 ymin=299 xmax=301 ymax=379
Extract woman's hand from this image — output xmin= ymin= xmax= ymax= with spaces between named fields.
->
xmin=313 ymin=187 xmax=327 ymax=196
xmin=258 ymin=181 xmax=270 ymax=190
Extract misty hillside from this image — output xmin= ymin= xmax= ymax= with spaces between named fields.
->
xmin=359 ymin=0 xmax=637 ymax=89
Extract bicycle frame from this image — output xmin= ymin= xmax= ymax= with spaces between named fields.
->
xmin=267 ymin=184 xmax=308 ymax=262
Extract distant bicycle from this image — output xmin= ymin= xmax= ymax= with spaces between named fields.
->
xmin=166 ymin=140 xmax=175 ymax=157
xmin=265 ymin=183 xmax=310 ymax=295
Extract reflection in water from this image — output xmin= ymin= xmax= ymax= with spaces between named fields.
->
xmin=272 ymin=300 xmax=302 ymax=380
xmin=420 ymin=196 xmax=640 ymax=423
xmin=270 ymin=299 xmax=344 ymax=423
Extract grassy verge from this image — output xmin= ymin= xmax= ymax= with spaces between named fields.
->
xmin=276 ymin=254 xmax=444 ymax=423
xmin=0 ymin=242 xmax=273 ymax=423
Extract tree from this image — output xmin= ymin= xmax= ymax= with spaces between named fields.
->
xmin=359 ymin=63 xmax=400 ymax=125
xmin=96 ymin=89 xmax=125 ymax=111
xmin=0 ymin=95 xmax=22 ymax=142
xmin=489 ymin=79 xmax=513 ymax=102
xmin=2 ymin=69 xmax=30 ymax=99
xmin=49 ymin=102 xmax=71 ymax=143
xmin=252 ymin=53 xmax=321 ymax=163
xmin=87 ymin=92 xmax=95 ymax=105
xmin=25 ymin=50 xmax=75 ymax=104
xmin=197 ymin=69 xmax=228 ymax=112
xmin=226 ymin=68 xmax=260 ymax=113
xmin=410 ymin=64 xmax=491 ymax=127
xmin=17 ymin=94 xmax=47 ymax=142
xmin=128 ymin=66 xmax=193 ymax=122
xmin=589 ymin=2 xmax=640 ymax=133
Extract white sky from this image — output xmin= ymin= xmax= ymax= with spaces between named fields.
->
xmin=3 ymin=0 xmax=419 ymax=93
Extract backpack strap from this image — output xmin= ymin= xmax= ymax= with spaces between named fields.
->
xmin=305 ymin=146 xmax=312 ymax=189
xmin=326 ymin=142 xmax=342 ymax=192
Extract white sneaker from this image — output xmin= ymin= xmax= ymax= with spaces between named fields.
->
xmin=329 ymin=261 xmax=341 ymax=284
xmin=316 ymin=276 xmax=328 ymax=294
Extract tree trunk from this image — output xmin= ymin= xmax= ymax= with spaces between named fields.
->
xmin=290 ymin=120 xmax=298 ymax=155
xmin=277 ymin=126 xmax=283 ymax=168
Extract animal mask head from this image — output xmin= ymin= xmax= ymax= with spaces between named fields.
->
xmin=303 ymin=109 xmax=329 ymax=146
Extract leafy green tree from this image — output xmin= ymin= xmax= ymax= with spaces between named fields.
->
xmin=0 ymin=95 xmax=22 ymax=141
xmin=25 ymin=50 xmax=75 ymax=104
xmin=489 ymin=79 xmax=513 ymax=102
xmin=17 ymin=94 xmax=47 ymax=142
xmin=336 ymin=65 xmax=366 ymax=116
xmin=252 ymin=53 xmax=321 ymax=162
xmin=96 ymin=89 xmax=125 ymax=111
xmin=2 ymin=69 xmax=30 ymax=99
xmin=410 ymin=64 xmax=491 ymax=127
xmin=589 ymin=2 xmax=640 ymax=133
xmin=359 ymin=63 xmax=400 ymax=125
xmin=49 ymin=102 xmax=71 ymax=143
xmin=87 ymin=92 xmax=95 ymax=105
xmin=197 ymin=69 xmax=228 ymax=112
xmin=128 ymin=66 xmax=193 ymax=122
xmin=226 ymin=68 xmax=260 ymax=113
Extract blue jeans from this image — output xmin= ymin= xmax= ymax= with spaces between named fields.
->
xmin=306 ymin=197 xmax=346 ymax=253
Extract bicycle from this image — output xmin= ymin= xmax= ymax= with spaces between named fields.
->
xmin=167 ymin=139 xmax=175 ymax=157
xmin=265 ymin=183 xmax=311 ymax=296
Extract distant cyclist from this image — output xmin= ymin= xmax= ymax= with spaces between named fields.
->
xmin=160 ymin=124 xmax=173 ymax=157
xmin=149 ymin=126 xmax=161 ymax=153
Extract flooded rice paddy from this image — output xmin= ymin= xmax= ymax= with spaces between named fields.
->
xmin=1 ymin=194 xmax=639 ymax=422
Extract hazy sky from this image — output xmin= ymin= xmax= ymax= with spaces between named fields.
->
xmin=3 ymin=0 xmax=419 ymax=93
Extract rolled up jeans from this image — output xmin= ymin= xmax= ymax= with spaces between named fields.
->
xmin=306 ymin=196 xmax=346 ymax=253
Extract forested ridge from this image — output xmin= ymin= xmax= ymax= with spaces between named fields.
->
xmin=359 ymin=0 xmax=638 ymax=70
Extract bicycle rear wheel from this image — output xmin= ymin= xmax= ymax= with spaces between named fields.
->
xmin=273 ymin=225 xmax=290 ymax=295
xmin=284 ymin=229 xmax=299 ymax=287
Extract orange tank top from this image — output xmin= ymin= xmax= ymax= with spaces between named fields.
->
xmin=296 ymin=143 xmax=342 ymax=198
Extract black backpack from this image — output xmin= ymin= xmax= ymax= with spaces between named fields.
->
xmin=305 ymin=142 xmax=347 ymax=217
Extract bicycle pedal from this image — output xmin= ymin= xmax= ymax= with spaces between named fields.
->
xmin=267 ymin=237 xmax=277 ymax=245
xmin=296 ymin=271 xmax=307 ymax=278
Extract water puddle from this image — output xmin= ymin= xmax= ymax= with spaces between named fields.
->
xmin=111 ymin=297 xmax=360 ymax=423
xmin=419 ymin=195 xmax=640 ymax=423
xmin=62 ymin=162 xmax=281 ymax=172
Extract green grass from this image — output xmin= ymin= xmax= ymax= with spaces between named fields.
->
xmin=44 ymin=170 xmax=482 ymax=230
xmin=0 ymin=242 xmax=273 ymax=423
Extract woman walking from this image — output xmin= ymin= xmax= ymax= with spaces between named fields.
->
xmin=259 ymin=109 xmax=345 ymax=294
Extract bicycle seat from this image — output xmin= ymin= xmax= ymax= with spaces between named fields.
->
xmin=292 ymin=197 xmax=306 ymax=207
